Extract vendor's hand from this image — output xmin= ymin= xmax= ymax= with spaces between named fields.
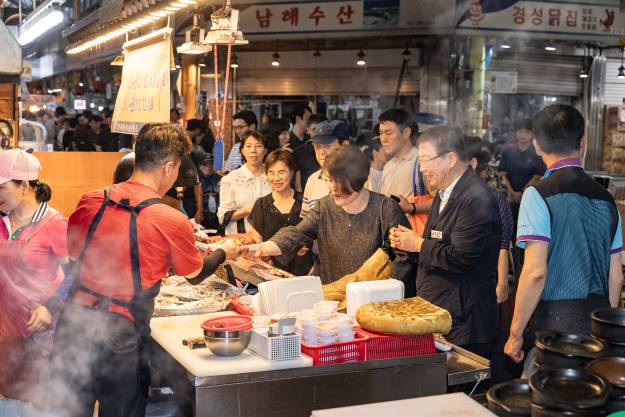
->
xmin=255 ymin=241 xmax=282 ymax=258
xmin=27 ymin=305 xmax=52 ymax=332
xmin=390 ymin=225 xmax=423 ymax=252
xmin=194 ymin=210 xmax=204 ymax=225
xmin=397 ymin=195 xmax=413 ymax=214
xmin=297 ymin=246 xmax=309 ymax=256
xmin=504 ymin=334 xmax=525 ymax=363
xmin=496 ymin=283 xmax=509 ymax=304
xmin=221 ymin=239 xmax=245 ymax=260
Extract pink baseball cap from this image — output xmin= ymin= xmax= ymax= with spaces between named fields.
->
xmin=0 ymin=149 xmax=41 ymax=185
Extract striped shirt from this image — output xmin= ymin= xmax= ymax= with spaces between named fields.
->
xmin=517 ymin=158 xmax=622 ymax=300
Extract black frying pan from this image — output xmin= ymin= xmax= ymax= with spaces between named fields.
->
xmin=529 ymin=367 xmax=611 ymax=411
xmin=591 ymin=308 xmax=625 ymax=344
xmin=587 ymin=357 xmax=625 ymax=399
xmin=535 ymin=331 xmax=608 ymax=368
xmin=486 ymin=379 xmax=531 ymax=416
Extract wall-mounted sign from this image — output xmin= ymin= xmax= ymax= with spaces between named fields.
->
xmin=458 ymin=1 xmax=625 ymax=37
xmin=488 ymin=71 xmax=518 ymax=94
xmin=74 ymin=99 xmax=87 ymax=110
xmin=238 ymin=0 xmax=454 ymax=34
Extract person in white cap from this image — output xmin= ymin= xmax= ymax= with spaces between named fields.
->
xmin=0 ymin=149 xmax=72 ymax=407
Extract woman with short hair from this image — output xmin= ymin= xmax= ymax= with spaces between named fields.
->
xmin=255 ymin=145 xmax=412 ymax=284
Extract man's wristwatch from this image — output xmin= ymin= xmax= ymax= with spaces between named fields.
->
xmin=411 ymin=203 xmax=417 ymax=214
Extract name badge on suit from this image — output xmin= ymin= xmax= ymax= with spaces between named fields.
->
xmin=431 ymin=230 xmax=443 ymax=240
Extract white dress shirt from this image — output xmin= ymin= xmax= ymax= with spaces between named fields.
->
xmin=217 ymin=164 xmax=271 ymax=235
xmin=438 ymin=174 xmax=462 ymax=214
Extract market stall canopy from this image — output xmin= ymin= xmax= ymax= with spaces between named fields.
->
xmin=0 ymin=22 xmax=22 ymax=83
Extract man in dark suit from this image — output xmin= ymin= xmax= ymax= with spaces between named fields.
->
xmin=390 ymin=126 xmax=501 ymax=357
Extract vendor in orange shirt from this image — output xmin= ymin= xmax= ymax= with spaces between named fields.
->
xmin=48 ymin=123 xmax=243 ymax=417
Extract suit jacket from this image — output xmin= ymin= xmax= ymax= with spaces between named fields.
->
xmin=417 ymin=169 xmax=501 ymax=346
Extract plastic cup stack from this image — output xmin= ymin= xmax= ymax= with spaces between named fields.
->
xmin=298 ymin=314 xmax=318 ymax=345
xmin=336 ymin=314 xmax=356 ymax=342
xmin=316 ymin=321 xmax=338 ymax=345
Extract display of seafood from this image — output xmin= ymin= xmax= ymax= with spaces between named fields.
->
xmin=153 ymin=275 xmax=239 ymax=317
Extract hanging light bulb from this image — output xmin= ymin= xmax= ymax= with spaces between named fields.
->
xmin=272 ymin=51 xmax=280 ymax=67
xmin=313 ymin=49 xmax=321 ymax=57
xmin=356 ymin=49 xmax=366 ymax=66
xmin=230 ymin=54 xmax=239 ymax=68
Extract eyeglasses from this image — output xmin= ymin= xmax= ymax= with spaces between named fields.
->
xmin=418 ymin=152 xmax=448 ymax=166
xmin=233 ymin=124 xmax=249 ymax=130
xmin=267 ymin=169 xmax=290 ymax=178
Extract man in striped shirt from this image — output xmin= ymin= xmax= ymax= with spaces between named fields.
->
xmin=505 ymin=105 xmax=624 ymax=376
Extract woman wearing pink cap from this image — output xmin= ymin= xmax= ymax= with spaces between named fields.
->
xmin=0 ymin=149 xmax=71 ymax=406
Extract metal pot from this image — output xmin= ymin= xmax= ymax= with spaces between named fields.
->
xmin=530 ymin=403 xmax=607 ymax=417
xmin=534 ymin=331 xmax=608 ymax=368
xmin=203 ymin=328 xmax=251 ymax=357
xmin=486 ymin=379 xmax=531 ymax=417
xmin=529 ymin=367 xmax=611 ymax=412
xmin=591 ymin=335 xmax=625 ymax=358
xmin=591 ymin=308 xmax=625 ymax=344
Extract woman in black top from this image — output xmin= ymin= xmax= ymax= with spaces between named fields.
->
xmin=248 ymin=150 xmax=313 ymax=276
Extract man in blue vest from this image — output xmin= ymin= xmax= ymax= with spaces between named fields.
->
xmin=504 ymin=105 xmax=624 ymax=375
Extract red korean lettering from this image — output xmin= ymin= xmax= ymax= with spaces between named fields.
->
xmin=531 ymin=7 xmax=543 ymax=25
xmin=548 ymin=8 xmax=561 ymax=26
xmin=566 ymin=10 xmax=577 ymax=27
xmin=255 ymin=8 xmax=273 ymax=28
xmin=282 ymin=7 xmax=299 ymax=26
xmin=512 ymin=6 xmax=525 ymax=24
xmin=308 ymin=6 xmax=326 ymax=26
xmin=337 ymin=5 xmax=354 ymax=24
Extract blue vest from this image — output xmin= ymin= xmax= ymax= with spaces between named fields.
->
xmin=534 ymin=167 xmax=618 ymax=300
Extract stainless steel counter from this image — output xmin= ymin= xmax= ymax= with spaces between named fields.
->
xmin=150 ymin=314 xmax=449 ymax=417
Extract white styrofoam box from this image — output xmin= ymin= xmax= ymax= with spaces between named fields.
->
xmin=346 ymin=280 xmax=404 ymax=317
xmin=248 ymin=330 xmax=301 ymax=361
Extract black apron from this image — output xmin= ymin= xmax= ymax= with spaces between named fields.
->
xmin=70 ymin=188 xmax=164 ymax=397
xmin=523 ymin=295 xmax=611 ymax=353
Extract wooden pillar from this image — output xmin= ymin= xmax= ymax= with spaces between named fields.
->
xmin=181 ymin=54 xmax=199 ymax=123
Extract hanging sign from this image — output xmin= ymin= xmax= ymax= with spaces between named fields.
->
xmin=488 ymin=71 xmax=518 ymax=94
xmin=21 ymin=61 xmax=32 ymax=82
xmin=111 ymin=27 xmax=172 ymax=135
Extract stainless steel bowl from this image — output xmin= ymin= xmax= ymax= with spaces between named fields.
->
xmin=203 ymin=329 xmax=251 ymax=357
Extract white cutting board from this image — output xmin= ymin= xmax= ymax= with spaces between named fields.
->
xmin=311 ymin=393 xmax=496 ymax=417
xmin=150 ymin=312 xmax=312 ymax=382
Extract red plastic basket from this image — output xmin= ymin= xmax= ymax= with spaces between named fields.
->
xmin=359 ymin=329 xmax=436 ymax=360
xmin=301 ymin=331 xmax=368 ymax=366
